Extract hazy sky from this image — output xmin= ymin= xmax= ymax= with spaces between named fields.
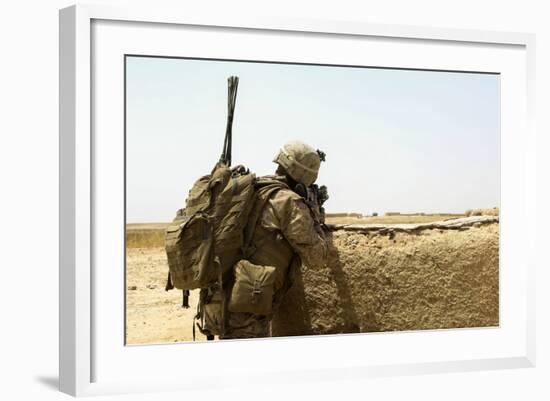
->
xmin=126 ymin=56 xmax=500 ymax=223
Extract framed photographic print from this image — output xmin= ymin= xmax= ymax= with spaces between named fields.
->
xmin=59 ymin=4 xmax=536 ymax=397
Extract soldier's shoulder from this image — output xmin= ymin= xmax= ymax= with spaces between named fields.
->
xmin=255 ymin=174 xmax=286 ymax=186
xmin=255 ymin=175 xmax=304 ymax=203
xmin=272 ymin=187 xmax=302 ymax=201
xmin=268 ymin=188 xmax=308 ymax=217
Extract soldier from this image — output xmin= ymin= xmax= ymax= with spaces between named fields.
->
xmin=222 ymin=140 xmax=329 ymax=339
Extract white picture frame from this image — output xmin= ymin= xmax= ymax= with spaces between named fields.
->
xmin=59 ymin=4 xmax=536 ymax=397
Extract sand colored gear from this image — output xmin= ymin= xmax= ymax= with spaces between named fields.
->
xmin=273 ymin=140 xmax=321 ymax=186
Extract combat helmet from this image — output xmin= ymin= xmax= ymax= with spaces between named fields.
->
xmin=273 ymin=140 xmax=322 ymax=186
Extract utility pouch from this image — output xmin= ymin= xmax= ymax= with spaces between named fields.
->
xmin=228 ymin=260 xmax=276 ymax=315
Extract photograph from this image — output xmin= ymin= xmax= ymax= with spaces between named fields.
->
xmin=124 ymin=55 xmax=500 ymax=345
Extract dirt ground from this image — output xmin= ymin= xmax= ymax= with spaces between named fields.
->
xmin=126 ymin=248 xmax=202 ymax=344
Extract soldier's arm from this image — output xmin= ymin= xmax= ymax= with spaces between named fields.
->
xmin=270 ymin=190 xmax=328 ymax=268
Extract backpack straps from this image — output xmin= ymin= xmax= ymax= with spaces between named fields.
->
xmin=243 ymin=179 xmax=287 ymax=259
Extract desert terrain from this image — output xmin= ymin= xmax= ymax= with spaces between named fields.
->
xmin=126 ymin=210 xmax=499 ymax=344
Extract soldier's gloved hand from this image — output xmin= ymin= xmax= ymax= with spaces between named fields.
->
xmin=317 ymin=185 xmax=329 ymax=207
xmin=295 ymin=182 xmax=325 ymax=225
xmin=294 ymin=183 xmax=307 ymax=199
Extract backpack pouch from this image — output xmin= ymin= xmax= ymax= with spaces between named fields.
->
xmin=165 ymin=213 xmax=216 ymax=290
xmin=228 ymin=260 xmax=276 ymax=315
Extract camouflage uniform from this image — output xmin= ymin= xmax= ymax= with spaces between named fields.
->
xmin=223 ymin=181 xmax=327 ymax=338
xmin=223 ymin=140 xmax=328 ymax=339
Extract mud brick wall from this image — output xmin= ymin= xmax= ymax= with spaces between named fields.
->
xmin=272 ymin=217 xmax=499 ymax=336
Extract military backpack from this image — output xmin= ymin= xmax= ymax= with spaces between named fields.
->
xmin=165 ymin=165 xmax=287 ymax=337
xmin=165 ymin=163 xmax=257 ymax=290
